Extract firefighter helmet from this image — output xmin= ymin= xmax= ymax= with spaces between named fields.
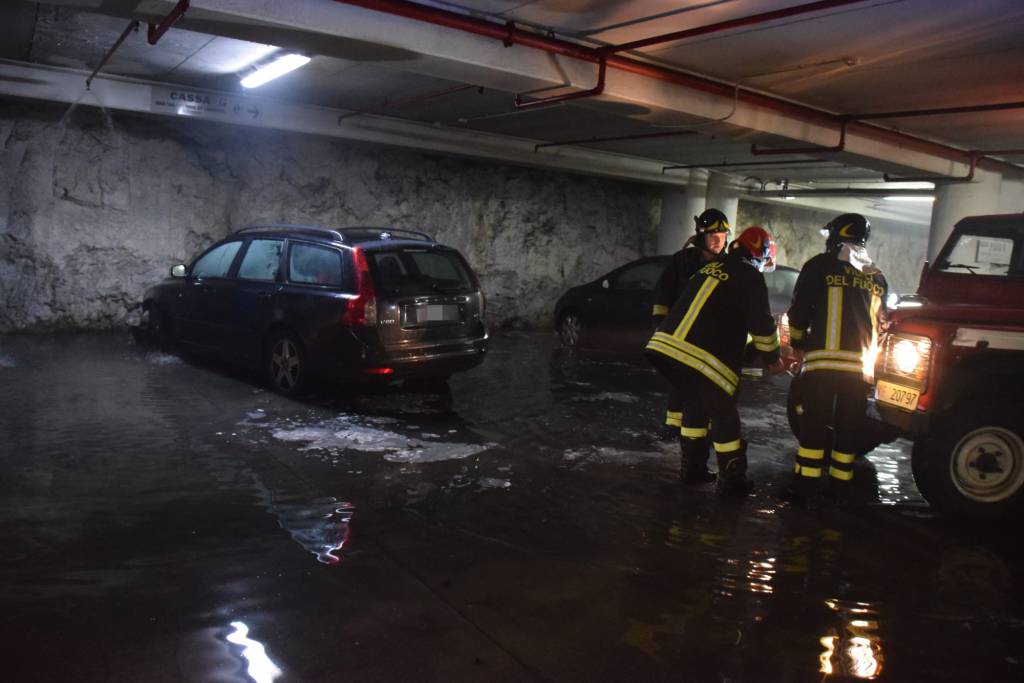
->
xmin=694 ymin=208 xmax=730 ymax=234
xmin=824 ymin=213 xmax=870 ymax=251
xmin=730 ymin=226 xmax=775 ymax=272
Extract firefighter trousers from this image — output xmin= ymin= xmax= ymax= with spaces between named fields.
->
xmin=648 ymin=355 xmax=741 ymax=454
xmin=664 ymin=384 xmax=687 ymax=431
xmin=794 ymin=370 xmax=868 ymax=483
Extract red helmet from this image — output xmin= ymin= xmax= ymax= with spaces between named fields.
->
xmin=731 ymin=226 xmax=775 ymax=272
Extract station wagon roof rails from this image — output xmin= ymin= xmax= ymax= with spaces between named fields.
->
xmin=335 ymin=227 xmax=433 ymax=242
xmin=235 ymin=224 xmax=346 ymax=242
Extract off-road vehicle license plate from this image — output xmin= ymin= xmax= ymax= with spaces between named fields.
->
xmin=875 ymin=379 xmax=920 ymax=411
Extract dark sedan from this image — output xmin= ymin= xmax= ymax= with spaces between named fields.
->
xmin=553 ymin=255 xmax=798 ymax=354
xmin=141 ymin=225 xmax=488 ymax=394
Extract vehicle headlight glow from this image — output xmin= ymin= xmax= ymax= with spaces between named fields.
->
xmin=879 ymin=332 xmax=932 ymax=387
xmin=893 ymin=339 xmax=921 ymax=374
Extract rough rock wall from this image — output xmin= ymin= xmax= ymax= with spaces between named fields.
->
xmin=738 ymin=200 xmax=928 ymax=294
xmin=0 ymin=102 xmax=661 ymax=332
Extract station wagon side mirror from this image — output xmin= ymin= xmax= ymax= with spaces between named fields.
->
xmin=601 ymin=279 xmax=610 ymax=289
xmin=171 ymin=264 xmax=187 ymax=278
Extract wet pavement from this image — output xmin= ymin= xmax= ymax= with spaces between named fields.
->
xmin=0 ymin=331 xmax=1021 ymax=682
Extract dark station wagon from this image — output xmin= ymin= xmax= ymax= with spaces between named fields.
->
xmin=141 ymin=225 xmax=488 ymax=394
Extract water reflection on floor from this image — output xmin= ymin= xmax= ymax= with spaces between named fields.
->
xmin=0 ymin=331 xmax=1021 ymax=682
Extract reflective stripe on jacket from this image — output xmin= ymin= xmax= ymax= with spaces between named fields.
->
xmin=646 ymin=251 xmax=779 ymax=395
xmin=652 ymin=247 xmax=707 ymax=320
xmin=787 ymin=252 xmax=888 ymax=375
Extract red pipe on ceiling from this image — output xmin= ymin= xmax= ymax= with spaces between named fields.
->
xmin=845 ymin=101 xmax=1024 ymax=120
xmin=515 ymin=55 xmax=606 ymax=109
xmin=379 ymin=83 xmax=477 ymax=110
xmin=535 ymin=128 xmax=698 ymax=151
xmin=332 ymin=0 xmax=1021 ymax=176
xmin=515 ymin=0 xmax=865 ymax=110
xmin=751 ymin=120 xmax=849 ymax=156
xmin=148 ymin=0 xmax=190 ymax=45
xmin=663 ymin=158 xmax=838 ymax=172
xmin=607 ymin=0 xmax=870 ymax=54
xmin=87 ymin=19 xmax=139 ymax=89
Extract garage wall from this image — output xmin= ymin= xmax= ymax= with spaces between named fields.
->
xmin=0 ymin=102 xmax=661 ymax=332
xmin=738 ymin=201 xmax=928 ymax=295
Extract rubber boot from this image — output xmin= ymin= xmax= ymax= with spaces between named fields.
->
xmin=679 ymin=437 xmax=716 ymax=485
xmin=824 ymin=476 xmax=853 ymax=507
xmin=782 ymin=467 xmax=824 ymax=507
xmin=715 ymin=441 xmax=755 ymax=497
xmin=658 ymin=423 xmax=680 ymax=442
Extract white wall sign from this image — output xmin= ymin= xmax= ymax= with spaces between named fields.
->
xmin=151 ymin=87 xmax=261 ymax=121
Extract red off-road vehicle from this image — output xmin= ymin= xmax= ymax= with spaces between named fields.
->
xmin=871 ymin=213 xmax=1024 ymax=519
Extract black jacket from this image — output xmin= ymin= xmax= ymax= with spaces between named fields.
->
xmin=787 ymin=251 xmax=888 ymax=374
xmin=651 ymin=247 xmax=710 ymax=323
xmin=646 ymin=251 xmax=780 ymax=396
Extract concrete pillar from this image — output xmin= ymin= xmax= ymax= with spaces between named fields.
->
xmin=929 ymin=170 xmax=1002 ymax=260
xmin=657 ymin=169 xmax=708 ymax=254
xmin=998 ymin=176 xmax=1024 ymax=214
xmin=705 ymin=171 xmax=740 ymax=231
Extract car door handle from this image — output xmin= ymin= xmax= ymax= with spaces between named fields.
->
xmin=256 ymin=292 xmax=273 ymax=301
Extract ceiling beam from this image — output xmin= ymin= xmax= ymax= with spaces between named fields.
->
xmin=0 ymin=58 xmax=685 ymax=187
xmin=130 ymin=0 xmax=1011 ymax=182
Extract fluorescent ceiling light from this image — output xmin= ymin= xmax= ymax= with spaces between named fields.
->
xmin=883 ymin=195 xmax=934 ymax=202
xmin=218 ymin=44 xmax=279 ymax=75
xmin=240 ymin=53 xmax=310 ymax=88
xmin=882 ymin=181 xmax=935 ymax=190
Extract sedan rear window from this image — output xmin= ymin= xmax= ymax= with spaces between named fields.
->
xmin=612 ymin=260 xmax=665 ymax=291
xmin=371 ymin=248 xmax=473 ymax=294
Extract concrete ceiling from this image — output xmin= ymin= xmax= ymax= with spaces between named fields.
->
xmin=3 ymin=0 xmax=1023 ymax=225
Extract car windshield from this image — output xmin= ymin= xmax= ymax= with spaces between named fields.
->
xmin=936 ymin=225 xmax=1024 ymax=277
xmin=370 ymin=247 xmax=474 ymax=295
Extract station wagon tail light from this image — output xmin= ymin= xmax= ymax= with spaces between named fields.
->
xmin=342 ymin=247 xmax=377 ymax=326
xmin=362 ymin=367 xmax=394 ymax=375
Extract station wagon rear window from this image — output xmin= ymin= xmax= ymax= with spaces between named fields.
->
xmin=371 ymin=248 xmax=473 ymax=294
xmin=289 ymin=242 xmax=350 ymax=288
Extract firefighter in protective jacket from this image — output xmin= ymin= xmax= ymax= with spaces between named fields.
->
xmin=786 ymin=213 xmax=888 ymax=500
xmin=652 ymin=208 xmax=731 ymax=438
xmin=646 ymin=226 xmax=784 ymax=495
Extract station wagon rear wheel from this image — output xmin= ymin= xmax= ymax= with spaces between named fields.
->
xmin=558 ymin=311 xmax=583 ymax=348
xmin=266 ymin=332 xmax=309 ymax=396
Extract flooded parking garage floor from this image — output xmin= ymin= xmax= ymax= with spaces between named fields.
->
xmin=0 ymin=331 xmax=1021 ymax=682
